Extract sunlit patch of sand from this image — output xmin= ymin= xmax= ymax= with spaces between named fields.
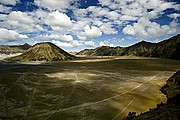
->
xmin=72 ymin=56 xmax=158 ymax=63
xmin=42 ymin=71 xmax=168 ymax=120
xmin=0 ymin=53 xmax=22 ymax=60
xmin=109 ymin=71 xmax=169 ymax=119
xmin=17 ymin=61 xmax=47 ymax=65
xmin=1 ymin=57 xmax=180 ymax=120
xmin=72 ymin=58 xmax=113 ymax=63
xmin=45 ymin=72 xmax=99 ymax=83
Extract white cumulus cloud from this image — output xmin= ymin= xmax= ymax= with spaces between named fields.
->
xmin=52 ymin=40 xmax=73 ymax=48
xmin=123 ymin=17 xmax=179 ymax=39
xmin=36 ymin=34 xmax=73 ymax=42
xmin=35 ymin=0 xmax=72 ymax=11
xmin=45 ymin=11 xmax=72 ymax=28
xmin=77 ymin=35 xmax=87 ymax=41
xmin=84 ymin=25 xmax=102 ymax=38
xmin=0 ymin=28 xmax=28 ymax=42
xmin=0 ymin=0 xmax=19 ymax=5
xmin=100 ymin=24 xmax=118 ymax=35
xmin=8 ymin=11 xmax=34 ymax=25
xmin=168 ymin=13 xmax=180 ymax=19
xmin=99 ymin=41 xmax=115 ymax=47
xmin=0 ymin=4 xmax=11 ymax=13
xmin=1 ymin=11 xmax=36 ymax=32
xmin=99 ymin=41 xmax=105 ymax=46
xmin=123 ymin=25 xmax=136 ymax=35
xmin=61 ymin=35 xmax=73 ymax=41
xmin=85 ymin=41 xmax=95 ymax=47
xmin=52 ymin=40 xmax=82 ymax=48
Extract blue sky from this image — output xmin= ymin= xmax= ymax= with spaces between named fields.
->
xmin=0 ymin=0 xmax=179 ymax=52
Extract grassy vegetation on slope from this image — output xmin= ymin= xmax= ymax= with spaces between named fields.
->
xmin=0 ymin=43 xmax=31 ymax=54
xmin=152 ymin=34 xmax=180 ymax=59
xmin=123 ymin=41 xmax=155 ymax=57
xmin=9 ymin=43 xmax=31 ymax=51
xmin=123 ymin=70 xmax=180 ymax=120
xmin=77 ymin=34 xmax=180 ymax=59
xmin=0 ymin=46 xmax=23 ymax=54
xmin=6 ymin=42 xmax=75 ymax=62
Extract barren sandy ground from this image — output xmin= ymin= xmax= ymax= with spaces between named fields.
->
xmin=0 ymin=57 xmax=179 ymax=120
xmin=0 ymin=53 xmax=21 ymax=60
xmin=73 ymin=56 xmax=155 ymax=63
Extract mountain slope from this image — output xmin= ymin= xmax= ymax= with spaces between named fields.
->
xmin=77 ymin=46 xmax=124 ymax=56
xmin=123 ymin=70 xmax=180 ymax=120
xmin=77 ymin=34 xmax=180 ymax=59
xmin=122 ymin=41 xmax=155 ymax=57
xmin=10 ymin=43 xmax=31 ymax=51
xmin=151 ymin=35 xmax=180 ymax=59
xmin=0 ymin=43 xmax=31 ymax=54
xmin=6 ymin=42 xmax=75 ymax=62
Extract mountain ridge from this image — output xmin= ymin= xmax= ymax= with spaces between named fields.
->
xmin=77 ymin=34 xmax=180 ymax=59
xmin=0 ymin=43 xmax=31 ymax=54
xmin=6 ymin=42 xmax=76 ymax=62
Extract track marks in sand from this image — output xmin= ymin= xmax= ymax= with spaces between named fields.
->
xmin=111 ymin=86 xmax=149 ymax=120
xmin=23 ymin=76 xmax=40 ymax=119
xmin=112 ymin=97 xmax=136 ymax=120
xmin=111 ymin=71 xmax=166 ymax=120
xmin=38 ymin=72 xmax=163 ymax=119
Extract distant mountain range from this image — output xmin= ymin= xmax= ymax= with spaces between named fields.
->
xmin=1 ymin=34 xmax=179 ymax=61
xmin=123 ymin=70 xmax=180 ymax=120
xmin=77 ymin=34 xmax=180 ymax=59
xmin=0 ymin=43 xmax=31 ymax=54
xmin=6 ymin=42 xmax=75 ymax=62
